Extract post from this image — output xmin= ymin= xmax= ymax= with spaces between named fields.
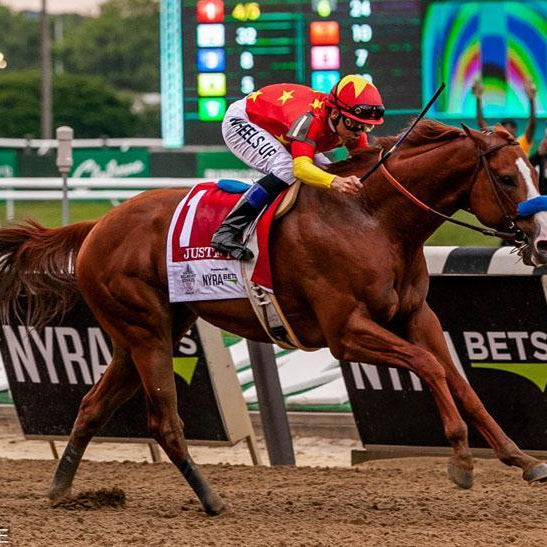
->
xmin=246 ymin=340 xmax=295 ymax=465
xmin=56 ymin=126 xmax=73 ymax=226
xmin=6 ymin=199 xmax=14 ymax=222
xmin=40 ymin=0 xmax=53 ymax=139
xmin=53 ymin=17 xmax=64 ymax=75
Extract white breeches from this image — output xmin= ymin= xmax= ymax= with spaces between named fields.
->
xmin=221 ymin=98 xmax=331 ymax=185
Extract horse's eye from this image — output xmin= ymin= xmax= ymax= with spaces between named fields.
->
xmin=500 ymin=174 xmax=517 ymax=187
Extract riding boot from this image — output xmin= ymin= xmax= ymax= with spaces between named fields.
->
xmin=211 ymin=173 xmax=288 ymax=261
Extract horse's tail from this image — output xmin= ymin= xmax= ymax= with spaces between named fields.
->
xmin=0 ymin=219 xmax=97 ymax=329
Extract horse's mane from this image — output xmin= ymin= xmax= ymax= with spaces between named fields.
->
xmin=376 ymin=118 xmax=464 ymax=149
xmin=328 ymin=119 xmax=464 ymax=176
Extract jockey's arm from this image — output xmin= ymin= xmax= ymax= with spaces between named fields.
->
xmin=291 ymin=140 xmax=336 ymax=188
xmin=291 ymin=141 xmax=362 ymax=195
xmin=287 ymin=113 xmax=362 ymax=194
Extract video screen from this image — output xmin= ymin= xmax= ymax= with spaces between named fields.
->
xmin=161 ymin=0 xmax=547 ymax=145
xmin=423 ymin=1 xmax=547 ymax=117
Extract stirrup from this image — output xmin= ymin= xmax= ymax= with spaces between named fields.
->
xmin=211 ymin=237 xmax=254 ymax=261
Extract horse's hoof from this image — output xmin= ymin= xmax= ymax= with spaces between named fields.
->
xmin=48 ymin=486 xmax=71 ymax=504
xmin=447 ymin=461 xmax=474 ymax=489
xmin=203 ymin=493 xmax=226 ymax=516
xmin=523 ymin=463 xmax=547 ymax=483
xmin=49 ymin=493 xmax=72 ymax=507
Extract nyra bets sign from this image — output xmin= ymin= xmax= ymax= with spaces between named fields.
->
xmin=0 ymin=300 xmax=228 ymax=441
xmin=343 ymin=276 xmax=547 ymax=450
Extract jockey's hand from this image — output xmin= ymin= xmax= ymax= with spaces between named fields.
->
xmin=331 ymin=175 xmax=363 ymax=196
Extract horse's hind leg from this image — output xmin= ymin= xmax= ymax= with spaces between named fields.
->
xmin=89 ymin=290 xmax=225 ymax=515
xmin=48 ymin=346 xmax=141 ymax=503
xmin=130 ymin=337 xmax=225 ymax=515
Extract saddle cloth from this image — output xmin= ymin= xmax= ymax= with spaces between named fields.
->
xmin=167 ymin=182 xmax=280 ymax=302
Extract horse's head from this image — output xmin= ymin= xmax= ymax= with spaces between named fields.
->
xmin=462 ymin=124 xmax=547 ymax=266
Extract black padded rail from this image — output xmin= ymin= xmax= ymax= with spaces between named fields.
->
xmin=442 ymin=247 xmax=497 ymax=274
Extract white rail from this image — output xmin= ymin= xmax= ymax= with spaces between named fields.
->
xmin=0 ymin=138 xmax=165 ymax=149
xmin=0 ymin=177 xmax=240 ymax=220
xmin=1 ymin=190 xmax=168 ymax=200
xmin=0 ymin=177 xmax=208 ymax=189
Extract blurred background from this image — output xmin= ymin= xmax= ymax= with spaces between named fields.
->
xmin=0 ymin=0 xmax=158 ymax=139
xmin=0 ymin=0 xmax=546 ymax=244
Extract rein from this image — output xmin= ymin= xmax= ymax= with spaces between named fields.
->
xmin=378 ymin=140 xmax=521 ymax=241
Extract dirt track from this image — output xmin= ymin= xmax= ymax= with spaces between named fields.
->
xmin=2 ymin=457 xmax=547 ymax=546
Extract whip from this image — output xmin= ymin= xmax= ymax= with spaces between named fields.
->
xmin=359 ymin=82 xmax=446 ymax=183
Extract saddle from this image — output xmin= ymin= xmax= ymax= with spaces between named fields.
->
xmin=274 ymin=180 xmax=301 ymax=219
xmin=218 ymin=178 xmax=301 ymax=220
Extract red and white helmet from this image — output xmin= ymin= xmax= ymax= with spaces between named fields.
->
xmin=326 ymin=75 xmax=385 ymax=125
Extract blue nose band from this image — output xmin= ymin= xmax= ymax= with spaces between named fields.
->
xmin=517 ymin=196 xmax=547 ymax=218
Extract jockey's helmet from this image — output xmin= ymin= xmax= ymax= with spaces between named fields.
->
xmin=326 ymin=75 xmax=385 ymax=125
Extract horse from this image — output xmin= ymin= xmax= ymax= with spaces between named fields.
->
xmin=1 ymin=120 xmax=547 ymax=516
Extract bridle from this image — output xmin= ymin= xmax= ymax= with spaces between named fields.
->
xmin=378 ymin=136 xmax=525 ymax=243
xmin=475 ymin=139 xmax=526 ymax=242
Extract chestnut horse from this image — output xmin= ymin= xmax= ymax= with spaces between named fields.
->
xmin=1 ymin=120 xmax=547 ymax=516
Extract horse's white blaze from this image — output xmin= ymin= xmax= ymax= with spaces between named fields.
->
xmin=516 ymin=158 xmax=539 ymax=199
xmin=515 ymin=158 xmax=547 ymax=261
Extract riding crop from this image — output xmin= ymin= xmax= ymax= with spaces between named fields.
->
xmin=359 ymin=82 xmax=446 ymax=183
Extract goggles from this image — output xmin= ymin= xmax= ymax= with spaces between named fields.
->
xmin=349 ymin=103 xmax=385 ymax=121
xmin=341 ymin=115 xmax=373 ymax=133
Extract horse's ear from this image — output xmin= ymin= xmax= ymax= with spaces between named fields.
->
xmin=460 ymin=123 xmax=474 ymax=139
xmin=460 ymin=123 xmax=486 ymax=148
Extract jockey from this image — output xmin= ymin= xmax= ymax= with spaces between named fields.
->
xmin=211 ymin=74 xmax=385 ymax=260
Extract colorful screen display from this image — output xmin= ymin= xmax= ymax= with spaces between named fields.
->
xmin=163 ymin=0 xmax=421 ymax=145
xmin=423 ymin=1 xmax=547 ymax=117
xmin=161 ymin=0 xmax=547 ymax=146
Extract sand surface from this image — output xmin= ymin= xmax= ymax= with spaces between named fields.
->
xmin=2 ymin=430 xmax=547 ymax=546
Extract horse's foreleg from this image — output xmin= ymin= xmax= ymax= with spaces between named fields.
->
xmin=48 ymin=346 xmax=141 ymax=503
xmin=131 ymin=343 xmax=226 ymax=516
xmin=407 ymin=304 xmax=547 ymax=483
xmin=329 ymin=312 xmax=474 ymax=488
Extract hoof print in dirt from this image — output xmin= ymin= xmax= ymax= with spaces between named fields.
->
xmin=52 ymin=488 xmax=126 ymax=510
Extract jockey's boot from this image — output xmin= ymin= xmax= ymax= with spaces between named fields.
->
xmin=211 ymin=173 xmax=288 ymax=261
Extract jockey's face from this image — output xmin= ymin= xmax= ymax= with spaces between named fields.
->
xmin=330 ymin=108 xmax=372 ymax=144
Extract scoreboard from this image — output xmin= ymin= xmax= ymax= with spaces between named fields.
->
xmin=160 ymin=0 xmax=547 ymax=147
xmin=162 ymin=0 xmax=422 ymax=145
